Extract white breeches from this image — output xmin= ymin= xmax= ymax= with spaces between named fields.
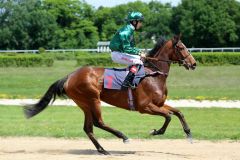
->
xmin=111 ymin=51 xmax=143 ymax=66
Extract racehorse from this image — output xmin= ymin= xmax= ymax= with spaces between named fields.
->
xmin=24 ymin=35 xmax=196 ymax=155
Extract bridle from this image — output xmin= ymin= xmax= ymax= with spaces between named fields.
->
xmin=145 ymin=39 xmax=192 ymax=72
xmin=174 ymin=41 xmax=192 ymax=67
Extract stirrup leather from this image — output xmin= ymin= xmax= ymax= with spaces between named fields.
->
xmin=122 ymin=81 xmax=136 ymax=89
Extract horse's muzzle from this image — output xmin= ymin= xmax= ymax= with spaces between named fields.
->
xmin=182 ymin=62 xmax=196 ymax=70
xmin=190 ymin=63 xmax=197 ymax=70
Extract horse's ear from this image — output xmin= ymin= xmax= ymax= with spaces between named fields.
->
xmin=179 ymin=33 xmax=182 ymax=39
xmin=174 ymin=34 xmax=181 ymax=41
xmin=173 ymin=34 xmax=180 ymax=46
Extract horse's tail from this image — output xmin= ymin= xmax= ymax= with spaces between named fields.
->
xmin=24 ymin=76 xmax=68 ymax=119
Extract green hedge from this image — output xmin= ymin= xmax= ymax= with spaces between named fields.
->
xmin=0 ymin=55 xmax=54 ymax=67
xmin=41 ymin=51 xmax=94 ymax=60
xmin=76 ymin=52 xmax=240 ymax=66
xmin=76 ymin=53 xmax=124 ymax=67
xmin=192 ymin=52 xmax=240 ymax=65
xmin=41 ymin=52 xmax=79 ymax=60
xmin=1 ymin=52 xmax=239 ymax=67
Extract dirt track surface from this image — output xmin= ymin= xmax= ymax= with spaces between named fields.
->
xmin=0 ymin=137 xmax=239 ymax=160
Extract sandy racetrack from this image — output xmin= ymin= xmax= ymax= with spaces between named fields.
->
xmin=0 ymin=137 xmax=239 ymax=160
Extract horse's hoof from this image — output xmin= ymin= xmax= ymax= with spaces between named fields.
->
xmin=150 ymin=129 xmax=158 ymax=135
xmin=186 ymin=133 xmax=193 ymax=144
xmin=123 ymin=138 xmax=130 ymax=144
xmin=98 ymin=149 xmax=110 ymax=155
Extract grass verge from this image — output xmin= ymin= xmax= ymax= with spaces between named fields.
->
xmin=0 ymin=61 xmax=239 ymax=100
xmin=0 ymin=106 xmax=240 ymax=140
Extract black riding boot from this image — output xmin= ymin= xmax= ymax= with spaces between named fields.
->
xmin=121 ymin=65 xmax=140 ymax=90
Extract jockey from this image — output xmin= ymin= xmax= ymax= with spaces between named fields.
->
xmin=109 ymin=11 xmax=146 ymax=89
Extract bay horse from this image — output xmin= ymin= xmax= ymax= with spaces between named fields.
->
xmin=24 ymin=35 xmax=196 ymax=155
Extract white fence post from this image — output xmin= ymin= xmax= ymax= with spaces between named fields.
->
xmin=97 ymin=41 xmax=110 ymax=53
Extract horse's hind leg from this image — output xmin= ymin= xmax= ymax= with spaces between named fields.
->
xmin=90 ymin=100 xmax=129 ymax=143
xmin=82 ymin=109 xmax=110 ymax=155
xmin=69 ymin=95 xmax=109 ymax=154
xmin=163 ymin=104 xmax=192 ymax=140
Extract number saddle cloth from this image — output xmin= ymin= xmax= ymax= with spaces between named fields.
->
xmin=103 ymin=65 xmax=145 ymax=90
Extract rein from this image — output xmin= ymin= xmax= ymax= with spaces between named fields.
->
xmin=144 ymin=57 xmax=169 ymax=77
xmin=145 ymin=57 xmax=178 ymax=64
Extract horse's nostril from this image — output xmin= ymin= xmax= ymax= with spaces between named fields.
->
xmin=191 ymin=63 xmax=197 ymax=70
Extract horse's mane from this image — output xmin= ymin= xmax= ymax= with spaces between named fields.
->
xmin=148 ymin=36 xmax=167 ymax=57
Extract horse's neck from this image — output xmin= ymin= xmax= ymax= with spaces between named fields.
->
xmin=154 ymin=46 xmax=171 ymax=74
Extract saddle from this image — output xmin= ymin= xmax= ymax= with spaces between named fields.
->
xmin=103 ymin=65 xmax=167 ymax=110
xmin=103 ymin=65 xmax=145 ymax=90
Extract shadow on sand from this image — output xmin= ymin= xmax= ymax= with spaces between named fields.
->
xmin=37 ymin=149 xmax=190 ymax=157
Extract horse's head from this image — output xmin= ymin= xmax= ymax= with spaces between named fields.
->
xmin=147 ymin=35 xmax=196 ymax=71
xmin=170 ymin=35 xmax=196 ymax=70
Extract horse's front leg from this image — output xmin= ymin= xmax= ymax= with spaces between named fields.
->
xmin=162 ymin=104 xmax=192 ymax=141
xmin=139 ymin=103 xmax=173 ymax=136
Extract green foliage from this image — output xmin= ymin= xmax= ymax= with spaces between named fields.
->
xmin=144 ymin=1 xmax=173 ymax=40
xmin=93 ymin=7 xmax=116 ymax=41
xmin=172 ymin=0 xmax=240 ymax=47
xmin=76 ymin=52 xmax=240 ymax=66
xmin=43 ymin=0 xmax=98 ymax=49
xmin=38 ymin=47 xmax=46 ymax=54
xmin=76 ymin=52 xmax=123 ymax=67
xmin=0 ymin=52 xmax=18 ymax=56
xmin=0 ymin=0 xmax=57 ymax=49
xmin=41 ymin=52 xmax=78 ymax=60
xmin=192 ymin=52 xmax=240 ymax=65
xmin=1 ymin=0 xmax=240 ymax=49
xmin=0 ymin=55 xmax=54 ymax=67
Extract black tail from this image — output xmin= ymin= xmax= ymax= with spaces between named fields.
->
xmin=24 ymin=76 xmax=68 ymax=119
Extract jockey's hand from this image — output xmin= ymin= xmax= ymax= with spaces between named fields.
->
xmin=139 ymin=51 xmax=146 ymax=58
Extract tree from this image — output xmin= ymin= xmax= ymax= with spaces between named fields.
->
xmin=227 ymin=0 xmax=240 ymax=46
xmin=1 ymin=0 xmax=239 ymax=49
xmin=0 ymin=1 xmax=30 ymax=49
xmin=43 ymin=0 xmax=99 ymax=48
xmin=146 ymin=1 xmax=173 ymax=38
xmin=26 ymin=8 xmax=57 ymax=49
xmin=54 ymin=20 xmax=98 ymax=48
xmin=93 ymin=1 xmax=153 ymax=48
xmin=113 ymin=1 xmax=152 ymax=48
xmin=0 ymin=0 xmax=57 ymax=49
xmin=171 ymin=0 xmax=239 ymax=47
xmin=93 ymin=1 xmax=175 ymax=48
xmin=93 ymin=7 xmax=113 ymax=40
xmin=143 ymin=1 xmax=173 ymax=48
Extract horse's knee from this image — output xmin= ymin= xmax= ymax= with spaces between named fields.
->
xmin=93 ymin=119 xmax=105 ymax=128
xmin=83 ymin=126 xmax=89 ymax=134
xmin=83 ymin=123 xmax=93 ymax=134
xmin=176 ymin=111 xmax=185 ymax=118
xmin=93 ymin=121 xmax=100 ymax=127
xmin=165 ymin=114 xmax=172 ymax=122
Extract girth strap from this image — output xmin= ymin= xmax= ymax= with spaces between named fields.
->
xmin=127 ymin=88 xmax=135 ymax=111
